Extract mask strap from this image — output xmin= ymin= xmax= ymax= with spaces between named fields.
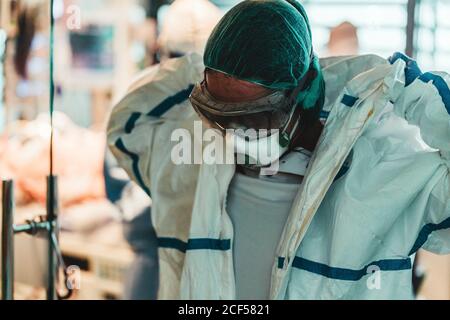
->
xmin=279 ymin=51 xmax=316 ymax=147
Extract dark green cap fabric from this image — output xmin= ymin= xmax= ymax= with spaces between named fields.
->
xmin=204 ymin=0 xmax=325 ymax=111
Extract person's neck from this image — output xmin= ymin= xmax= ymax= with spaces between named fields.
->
xmin=290 ymin=120 xmax=324 ymax=153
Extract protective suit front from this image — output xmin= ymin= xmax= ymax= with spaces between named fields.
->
xmin=107 ymin=53 xmax=450 ymax=299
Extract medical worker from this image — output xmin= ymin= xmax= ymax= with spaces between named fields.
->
xmin=108 ymin=0 xmax=450 ymax=299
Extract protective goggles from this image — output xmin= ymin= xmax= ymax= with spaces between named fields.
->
xmin=189 ymin=80 xmax=301 ymax=136
xmin=189 ymin=50 xmax=315 ymax=142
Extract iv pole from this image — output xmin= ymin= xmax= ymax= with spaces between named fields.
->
xmin=1 ymin=181 xmax=14 ymax=300
xmin=1 ymin=0 xmax=70 ymax=300
xmin=47 ymin=0 xmax=57 ymax=301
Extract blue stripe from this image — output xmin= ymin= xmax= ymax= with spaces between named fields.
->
xmin=279 ymin=256 xmax=411 ymax=281
xmin=319 ymin=110 xmax=330 ymax=120
xmin=115 ymin=138 xmax=151 ymax=196
xmin=278 ymin=257 xmax=285 ymax=269
xmin=341 ymin=94 xmax=358 ymax=107
xmin=388 ymin=52 xmax=422 ymax=86
xmin=148 ymin=85 xmax=194 ymax=117
xmin=158 ymin=237 xmax=231 ymax=253
xmin=388 ymin=52 xmax=450 ymax=114
xmin=125 ymin=85 xmax=194 ymax=133
xmin=409 ymin=217 xmax=450 ymax=255
xmin=418 ymin=73 xmax=450 ymax=115
xmin=117 ymin=86 xmax=194 ymax=196
xmin=125 ymin=112 xmax=142 ymax=134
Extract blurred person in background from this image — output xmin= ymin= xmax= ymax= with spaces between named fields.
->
xmin=12 ymin=0 xmax=49 ymax=120
xmin=141 ymin=0 xmax=172 ymax=66
xmin=141 ymin=0 xmax=235 ymax=65
xmin=326 ymin=21 xmax=359 ymax=57
xmin=105 ymin=0 xmax=221 ymax=300
xmin=156 ymin=0 xmax=222 ymax=62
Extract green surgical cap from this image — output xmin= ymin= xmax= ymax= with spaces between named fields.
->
xmin=204 ymin=0 xmax=324 ymax=111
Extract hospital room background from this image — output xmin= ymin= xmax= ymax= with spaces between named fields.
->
xmin=0 ymin=0 xmax=449 ymax=300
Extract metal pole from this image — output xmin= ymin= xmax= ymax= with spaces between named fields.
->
xmin=2 ymin=180 xmax=14 ymax=300
xmin=14 ymin=221 xmax=49 ymax=234
xmin=46 ymin=176 xmax=58 ymax=300
xmin=406 ymin=0 xmax=417 ymax=57
xmin=47 ymin=0 xmax=58 ymax=301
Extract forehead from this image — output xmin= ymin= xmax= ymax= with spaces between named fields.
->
xmin=204 ymin=69 xmax=274 ymax=103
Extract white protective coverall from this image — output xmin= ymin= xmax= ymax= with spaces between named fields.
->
xmin=107 ymin=52 xmax=450 ymax=300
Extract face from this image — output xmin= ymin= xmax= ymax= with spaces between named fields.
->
xmin=191 ymin=69 xmax=292 ymax=133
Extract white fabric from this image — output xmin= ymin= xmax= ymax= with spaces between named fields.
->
xmin=278 ymin=148 xmax=312 ymax=177
xmin=227 ymin=147 xmax=310 ymax=299
xmin=227 ymin=129 xmax=288 ymax=167
xmin=108 ymin=53 xmax=450 ymax=300
xmin=227 ymin=173 xmax=300 ymax=300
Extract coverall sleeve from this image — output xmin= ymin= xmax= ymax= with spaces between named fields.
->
xmin=385 ymin=53 xmax=450 ymax=254
xmin=107 ymin=53 xmax=204 ymax=195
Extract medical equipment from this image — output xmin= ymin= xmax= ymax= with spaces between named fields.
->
xmin=1 ymin=0 xmax=72 ymax=301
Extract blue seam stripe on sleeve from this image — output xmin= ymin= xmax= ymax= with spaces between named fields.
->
xmin=158 ymin=237 xmax=231 ymax=253
xmin=125 ymin=112 xmax=143 ymax=134
xmin=147 ymin=85 xmax=195 ymax=117
xmin=278 ymin=256 xmax=411 ymax=281
xmin=341 ymin=94 xmax=358 ymax=107
xmin=115 ymin=138 xmax=151 ymax=196
xmin=124 ymin=85 xmax=195 ymax=134
xmin=418 ymin=73 xmax=450 ymax=115
xmin=408 ymin=217 xmax=450 ymax=255
xmin=118 ymin=86 xmax=194 ymax=196
xmin=388 ymin=52 xmax=450 ymax=114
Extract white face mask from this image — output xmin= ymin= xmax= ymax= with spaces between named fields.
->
xmin=225 ymin=129 xmax=289 ymax=168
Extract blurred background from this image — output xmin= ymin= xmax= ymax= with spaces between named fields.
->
xmin=0 ymin=0 xmax=449 ymax=300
